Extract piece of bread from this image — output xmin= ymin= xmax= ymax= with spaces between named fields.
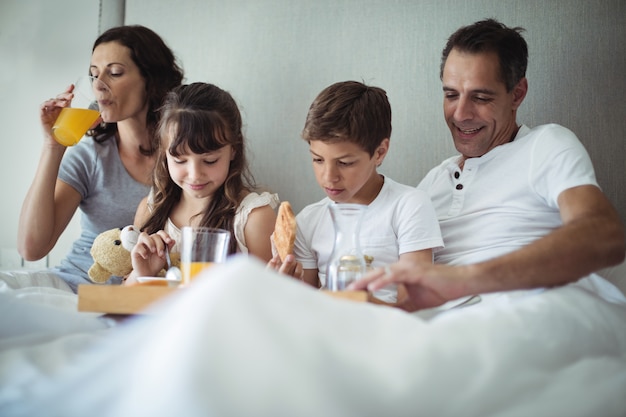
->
xmin=274 ymin=201 xmax=297 ymax=261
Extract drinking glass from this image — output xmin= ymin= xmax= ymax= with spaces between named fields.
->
xmin=180 ymin=227 xmax=231 ymax=285
xmin=51 ymin=75 xmax=110 ymax=146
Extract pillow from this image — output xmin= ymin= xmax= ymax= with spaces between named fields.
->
xmin=597 ymin=255 xmax=626 ymax=296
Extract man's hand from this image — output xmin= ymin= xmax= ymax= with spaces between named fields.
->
xmin=348 ymin=261 xmax=471 ymax=311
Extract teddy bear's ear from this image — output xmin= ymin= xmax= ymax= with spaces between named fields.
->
xmin=88 ymin=262 xmax=110 ymax=284
xmin=121 ymin=225 xmax=140 ymax=251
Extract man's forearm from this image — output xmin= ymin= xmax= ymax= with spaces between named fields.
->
xmin=466 ymin=213 xmax=625 ymax=294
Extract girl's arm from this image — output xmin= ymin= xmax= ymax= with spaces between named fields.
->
xmin=243 ymin=204 xmax=277 ymax=262
xmin=125 ymin=230 xmax=173 ymax=285
xmin=122 ymin=197 xmax=152 ymax=284
xmin=133 ymin=197 xmax=151 ymax=228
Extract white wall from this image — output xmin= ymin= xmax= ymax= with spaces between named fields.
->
xmin=2 ymin=0 xmax=625 ymax=268
xmin=124 ymin=0 xmax=626 ymax=218
xmin=0 ymin=0 xmax=100 ymax=267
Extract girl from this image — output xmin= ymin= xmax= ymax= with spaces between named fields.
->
xmin=17 ymin=25 xmax=184 ymax=292
xmin=125 ymin=83 xmax=279 ymax=283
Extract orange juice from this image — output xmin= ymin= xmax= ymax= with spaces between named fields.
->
xmin=52 ymin=108 xmax=100 ymax=146
xmin=181 ymin=261 xmax=214 ymax=284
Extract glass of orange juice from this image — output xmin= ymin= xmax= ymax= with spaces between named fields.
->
xmin=51 ymin=76 xmax=110 ymax=147
xmin=180 ymin=227 xmax=231 ymax=285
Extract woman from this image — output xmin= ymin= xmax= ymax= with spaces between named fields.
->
xmin=17 ymin=25 xmax=184 ymax=292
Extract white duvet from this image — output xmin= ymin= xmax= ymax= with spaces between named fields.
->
xmin=1 ymin=256 xmax=626 ymax=417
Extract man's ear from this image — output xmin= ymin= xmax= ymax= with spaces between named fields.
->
xmin=512 ymin=77 xmax=528 ymax=110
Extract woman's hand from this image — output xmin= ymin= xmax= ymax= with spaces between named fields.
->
xmin=39 ymin=84 xmax=74 ymax=143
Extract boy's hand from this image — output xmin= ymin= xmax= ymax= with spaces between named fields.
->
xmin=268 ymin=253 xmax=304 ymax=280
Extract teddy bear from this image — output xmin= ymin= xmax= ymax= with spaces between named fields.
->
xmin=88 ymin=225 xmax=139 ymax=284
xmin=88 ymin=225 xmax=181 ymax=284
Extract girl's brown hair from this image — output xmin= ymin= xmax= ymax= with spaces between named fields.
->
xmin=141 ymin=83 xmax=255 ymax=254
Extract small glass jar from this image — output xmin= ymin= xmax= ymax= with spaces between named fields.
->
xmin=325 ymin=203 xmax=367 ymax=291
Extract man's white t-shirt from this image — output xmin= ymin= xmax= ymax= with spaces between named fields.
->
xmin=417 ymin=123 xmax=598 ymax=266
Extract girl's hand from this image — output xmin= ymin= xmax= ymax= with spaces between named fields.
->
xmin=131 ymin=231 xmax=175 ymax=277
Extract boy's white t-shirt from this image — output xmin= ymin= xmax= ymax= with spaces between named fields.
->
xmin=294 ymin=176 xmax=443 ymax=302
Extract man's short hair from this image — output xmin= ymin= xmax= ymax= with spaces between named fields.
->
xmin=440 ymin=18 xmax=528 ymax=92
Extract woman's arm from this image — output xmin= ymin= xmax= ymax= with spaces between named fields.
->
xmin=18 ymin=167 xmax=81 ymax=261
xmin=18 ymin=88 xmax=80 ymax=261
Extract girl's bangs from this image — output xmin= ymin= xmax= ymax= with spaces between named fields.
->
xmin=167 ymin=111 xmax=232 ymax=156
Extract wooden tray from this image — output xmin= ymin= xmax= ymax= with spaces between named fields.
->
xmin=78 ymin=284 xmax=178 ymax=315
xmin=78 ymin=284 xmax=372 ymax=315
xmin=323 ymin=290 xmax=372 ymax=303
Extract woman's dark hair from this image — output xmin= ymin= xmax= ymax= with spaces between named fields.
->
xmin=141 ymin=83 xmax=255 ymax=254
xmin=88 ymin=25 xmax=184 ymax=155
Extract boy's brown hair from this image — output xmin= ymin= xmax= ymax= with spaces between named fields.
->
xmin=302 ymin=81 xmax=392 ymax=156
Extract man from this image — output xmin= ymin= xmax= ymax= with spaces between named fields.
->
xmin=350 ymin=18 xmax=625 ymax=309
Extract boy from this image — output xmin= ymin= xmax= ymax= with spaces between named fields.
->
xmin=292 ymin=81 xmax=443 ymax=303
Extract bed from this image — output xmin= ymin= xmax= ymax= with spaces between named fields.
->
xmin=1 ymin=256 xmax=625 ymax=417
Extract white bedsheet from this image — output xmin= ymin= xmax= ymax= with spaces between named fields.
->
xmin=1 ymin=257 xmax=626 ymax=417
